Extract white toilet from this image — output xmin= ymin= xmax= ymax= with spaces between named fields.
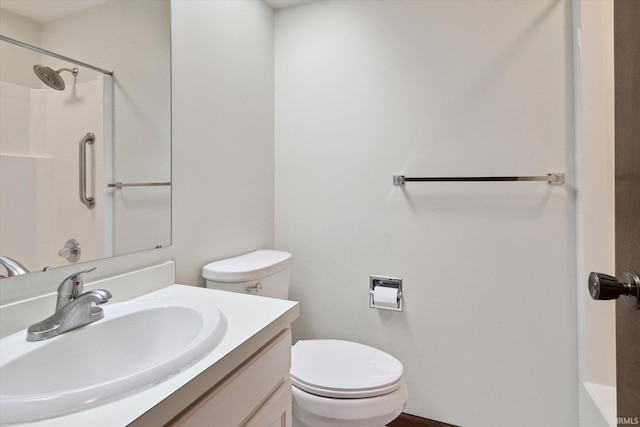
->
xmin=202 ymin=250 xmax=408 ymax=427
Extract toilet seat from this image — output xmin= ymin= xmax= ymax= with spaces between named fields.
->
xmin=292 ymin=380 xmax=408 ymax=427
xmin=291 ymin=340 xmax=404 ymax=399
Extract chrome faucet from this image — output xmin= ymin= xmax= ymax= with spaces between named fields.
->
xmin=55 ymin=267 xmax=96 ymax=310
xmin=0 ymin=256 xmax=30 ymax=278
xmin=27 ymin=267 xmax=112 ymax=341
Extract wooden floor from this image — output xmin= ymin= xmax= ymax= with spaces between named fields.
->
xmin=388 ymin=413 xmax=459 ymax=427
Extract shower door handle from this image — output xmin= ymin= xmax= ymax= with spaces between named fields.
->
xmin=79 ymin=132 xmax=95 ymax=209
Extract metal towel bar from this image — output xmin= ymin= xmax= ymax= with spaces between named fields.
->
xmin=393 ymin=173 xmax=564 ymax=186
xmin=108 ymin=182 xmax=171 ymax=189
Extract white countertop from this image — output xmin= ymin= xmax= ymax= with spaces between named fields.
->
xmin=3 ymin=285 xmax=299 ymax=427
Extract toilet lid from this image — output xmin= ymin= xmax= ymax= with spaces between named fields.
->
xmin=290 ymin=340 xmax=404 ymax=399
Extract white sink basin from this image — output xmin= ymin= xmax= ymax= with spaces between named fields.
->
xmin=0 ymin=297 xmax=227 ymax=424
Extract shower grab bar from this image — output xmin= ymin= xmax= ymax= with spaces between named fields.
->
xmin=79 ymin=133 xmax=96 ymax=209
xmin=108 ymin=182 xmax=171 ymax=189
xmin=393 ymin=173 xmax=564 ymax=185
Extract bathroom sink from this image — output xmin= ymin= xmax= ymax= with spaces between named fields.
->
xmin=0 ymin=297 xmax=227 ymax=424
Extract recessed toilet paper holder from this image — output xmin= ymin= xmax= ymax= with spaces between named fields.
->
xmin=369 ymin=275 xmax=403 ymax=312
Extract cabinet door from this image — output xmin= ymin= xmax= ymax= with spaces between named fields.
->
xmin=244 ymin=380 xmax=292 ymax=427
xmin=169 ymin=330 xmax=291 ymax=426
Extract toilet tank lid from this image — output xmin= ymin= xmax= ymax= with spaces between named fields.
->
xmin=202 ymin=250 xmax=292 ymax=282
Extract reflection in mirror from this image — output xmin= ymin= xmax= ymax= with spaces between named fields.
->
xmin=0 ymin=0 xmax=171 ymax=275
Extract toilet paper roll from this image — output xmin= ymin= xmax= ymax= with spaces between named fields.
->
xmin=373 ymin=286 xmax=399 ymax=309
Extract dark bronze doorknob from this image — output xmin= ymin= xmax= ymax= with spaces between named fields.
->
xmin=589 ymin=271 xmax=640 ymax=310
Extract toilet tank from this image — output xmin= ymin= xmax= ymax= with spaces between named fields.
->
xmin=202 ymin=250 xmax=292 ymax=299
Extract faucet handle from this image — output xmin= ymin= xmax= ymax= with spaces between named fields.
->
xmin=56 ymin=267 xmax=97 ymax=310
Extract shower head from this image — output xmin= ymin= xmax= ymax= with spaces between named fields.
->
xmin=33 ymin=65 xmax=78 ymax=91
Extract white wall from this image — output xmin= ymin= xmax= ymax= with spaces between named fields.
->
xmin=0 ymin=8 xmax=40 ymax=88
xmin=274 ymin=1 xmax=577 ymax=426
xmin=573 ymin=1 xmax=616 ymax=426
xmin=170 ymin=0 xmax=275 ymax=285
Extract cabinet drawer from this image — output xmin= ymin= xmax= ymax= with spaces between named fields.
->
xmin=170 ymin=329 xmax=291 ymax=427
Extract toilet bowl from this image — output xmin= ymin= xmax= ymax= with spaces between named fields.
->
xmin=291 ymin=339 xmax=407 ymax=427
xmin=202 ymin=250 xmax=408 ymax=427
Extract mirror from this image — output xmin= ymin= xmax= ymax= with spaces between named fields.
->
xmin=0 ymin=0 xmax=171 ymax=274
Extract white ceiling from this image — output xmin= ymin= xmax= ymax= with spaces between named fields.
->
xmin=0 ymin=0 xmax=108 ymax=24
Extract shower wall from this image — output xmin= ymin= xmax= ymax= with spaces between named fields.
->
xmin=0 ymin=7 xmax=40 ymax=88
xmin=274 ymin=1 xmax=576 ymax=426
xmin=0 ymin=76 xmax=110 ymax=270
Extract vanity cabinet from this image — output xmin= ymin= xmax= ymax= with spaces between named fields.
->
xmin=1 ymin=274 xmax=299 ymax=427
xmin=166 ymin=329 xmax=292 ymax=426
